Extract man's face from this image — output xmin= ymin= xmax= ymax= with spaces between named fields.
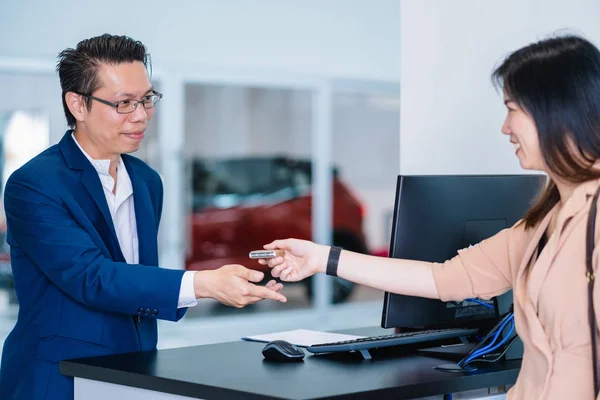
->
xmin=78 ymin=61 xmax=154 ymax=159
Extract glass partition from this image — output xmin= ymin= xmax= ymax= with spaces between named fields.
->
xmin=331 ymin=88 xmax=400 ymax=305
xmin=182 ymin=83 xmax=316 ymax=316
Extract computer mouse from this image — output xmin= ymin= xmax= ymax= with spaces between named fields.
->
xmin=262 ymin=340 xmax=305 ymax=362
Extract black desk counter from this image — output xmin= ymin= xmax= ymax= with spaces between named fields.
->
xmin=61 ymin=328 xmax=521 ymax=400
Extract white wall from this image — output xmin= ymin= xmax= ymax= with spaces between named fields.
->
xmin=399 ymin=0 xmax=600 ymax=175
xmin=0 ymin=0 xmax=400 ymax=81
xmin=183 ymin=86 xmax=313 ymax=158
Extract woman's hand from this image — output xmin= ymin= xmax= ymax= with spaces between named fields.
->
xmin=259 ymin=239 xmax=330 ymax=282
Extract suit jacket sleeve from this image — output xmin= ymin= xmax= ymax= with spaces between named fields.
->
xmin=154 ymin=172 xmax=188 ymax=320
xmin=5 ymin=169 xmax=186 ymax=322
xmin=432 ymin=226 xmax=516 ymax=301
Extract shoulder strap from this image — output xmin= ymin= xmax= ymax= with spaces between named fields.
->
xmin=586 ymin=185 xmax=600 ymax=397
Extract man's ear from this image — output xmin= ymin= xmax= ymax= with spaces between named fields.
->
xmin=65 ymin=92 xmax=88 ymax=123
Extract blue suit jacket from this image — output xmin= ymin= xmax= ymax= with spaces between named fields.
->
xmin=0 ymin=131 xmax=187 ymax=399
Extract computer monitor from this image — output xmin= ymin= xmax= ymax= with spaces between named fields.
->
xmin=381 ymin=174 xmax=547 ymax=331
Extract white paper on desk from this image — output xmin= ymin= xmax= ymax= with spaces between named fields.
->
xmin=241 ymin=329 xmax=365 ymax=348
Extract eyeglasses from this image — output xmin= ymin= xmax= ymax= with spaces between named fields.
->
xmin=78 ymin=90 xmax=163 ymax=114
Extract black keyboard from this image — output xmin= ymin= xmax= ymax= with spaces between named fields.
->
xmin=307 ymin=328 xmax=479 ymax=360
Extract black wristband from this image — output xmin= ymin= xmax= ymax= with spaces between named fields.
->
xmin=326 ymin=246 xmax=342 ymax=277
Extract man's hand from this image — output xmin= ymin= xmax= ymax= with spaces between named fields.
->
xmin=193 ymin=264 xmax=286 ymax=308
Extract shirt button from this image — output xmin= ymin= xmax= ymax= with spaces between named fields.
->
xmin=152 ymin=309 xmax=159 ymax=316
xmin=137 ymin=307 xmax=144 ymax=314
xmin=145 ymin=308 xmax=151 ymax=315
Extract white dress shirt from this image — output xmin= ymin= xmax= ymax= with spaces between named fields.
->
xmin=72 ymin=134 xmax=197 ymax=309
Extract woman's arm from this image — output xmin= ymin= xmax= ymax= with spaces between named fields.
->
xmin=263 ymin=226 xmax=517 ymax=302
xmin=332 ymin=251 xmax=440 ymax=299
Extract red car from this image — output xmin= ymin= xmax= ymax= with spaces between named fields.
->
xmin=185 ymin=156 xmax=369 ymax=303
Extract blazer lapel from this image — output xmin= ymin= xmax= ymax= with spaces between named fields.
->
xmin=513 ymin=210 xmax=555 ymax=358
xmin=513 ymin=183 xmax=599 ymax=362
xmin=123 ymin=157 xmax=159 ymax=267
xmin=58 ymin=131 xmax=125 ymax=262
xmin=79 ymin=168 xmax=120 ymax=242
xmin=551 ymin=180 xmax=600 ymax=259
xmin=514 ymin=210 xmax=554 ymax=306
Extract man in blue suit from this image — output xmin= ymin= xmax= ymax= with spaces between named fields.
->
xmin=0 ymin=34 xmax=286 ymax=399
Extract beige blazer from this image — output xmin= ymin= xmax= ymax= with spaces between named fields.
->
xmin=433 ymin=178 xmax=600 ymax=400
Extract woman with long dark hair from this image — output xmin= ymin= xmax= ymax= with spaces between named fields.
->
xmin=261 ymin=35 xmax=600 ymax=399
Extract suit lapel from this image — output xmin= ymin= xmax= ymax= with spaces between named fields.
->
xmin=123 ymin=157 xmax=159 ymax=266
xmin=529 ymin=181 xmax=600 ymax=301
xmin=59 ymin=131 xmax=125 ymax=262
xmin=514 ymin=211 xmax=553 ymax=305
xmin=79 ymin=168 xmax=121 ymax=246
xmin=512 ymin=183 xmax=600 ymax=362
xmin=513 ymin=210 xmax=554 ymax=358
xmin=551 ymin=180 xmax=600 ymax=259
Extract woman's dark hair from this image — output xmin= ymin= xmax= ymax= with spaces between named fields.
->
xmin=492 ymin=34 xmax=600 ymax=229
xmin=56 ymin=34 xmax=151 ymax=128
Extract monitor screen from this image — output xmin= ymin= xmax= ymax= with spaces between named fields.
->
xmin=381 ymin=174 xmax=547 ymax=330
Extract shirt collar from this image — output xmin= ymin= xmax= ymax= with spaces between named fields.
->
xmin=554 ymin=178 xmax=600 ymax=226
xmin=70 ymin=133 xmax=133 ymax=199
xmin=549 ymin=179 xmax=600 ymax=232
xmin=71 ymin=132 xmax=116 ymax=177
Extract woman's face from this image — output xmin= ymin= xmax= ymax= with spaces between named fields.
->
xmin=501 ymin=97 xmax=545 ymax=171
